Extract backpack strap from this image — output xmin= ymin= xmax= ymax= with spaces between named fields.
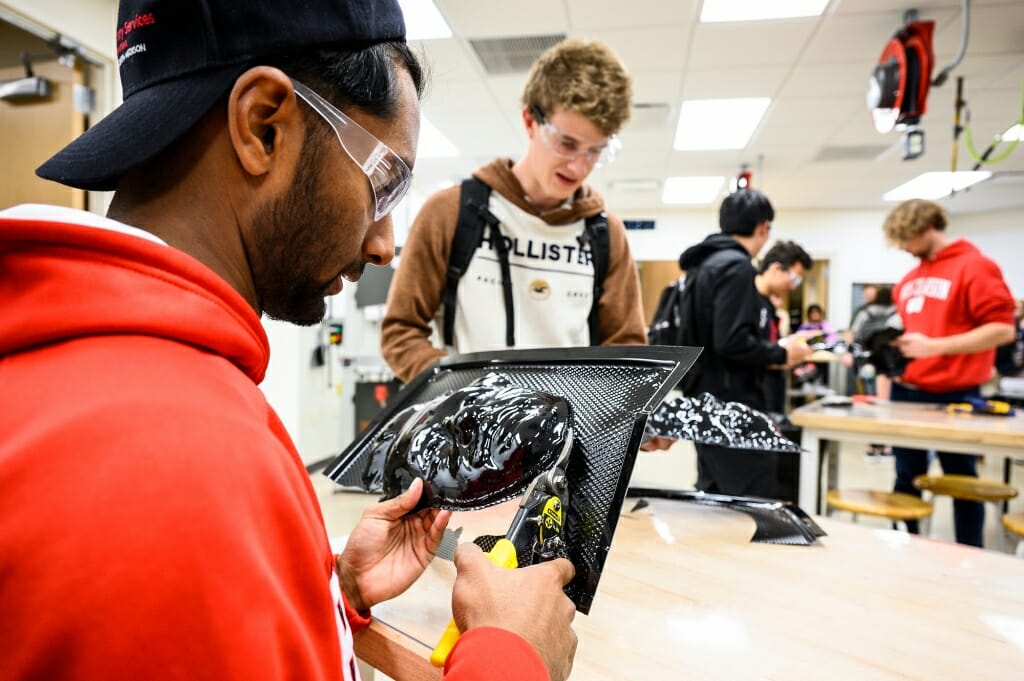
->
xmin=443 ymin=178 xmax=490 ymax=346
xmin=580 ymin=212 xmax=610 ymax=345
xmin=489 ymin=213 xmax=516 ymax=347
xmin=443 ymin=178 xmax=517 ymax=347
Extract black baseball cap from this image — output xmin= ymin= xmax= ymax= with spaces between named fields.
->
xmin=37 ymin=0 xmax=406 ymax=191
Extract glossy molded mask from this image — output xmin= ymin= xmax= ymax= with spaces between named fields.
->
xmin=363 ymin=375 xmax=573 ymax=510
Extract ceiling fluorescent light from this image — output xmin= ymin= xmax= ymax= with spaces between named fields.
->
xmin=398 ymin=0 xmax=452 ymax=40
xmin=417 ymin=116 xmax=459 ymax=158
xmin=700 ymin=0 xmax=830 ymax=23
xmin=674 ymin=98 xmax=770 ymax=150
xmin=662 ymin=176 xmax=726 ymax=204
xmin=1001 ymin=123 xmax=1023 ymax=142
xmin=883 ymin=171 xmax=991 ymax=201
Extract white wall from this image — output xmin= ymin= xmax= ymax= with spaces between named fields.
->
xmin=951 ymin=208 xmax=1024 ymax=299
xmin=627 ymin=205 xmax=1024 ymax=329
xmin=260 ymin=294 xmax=353 ymax=466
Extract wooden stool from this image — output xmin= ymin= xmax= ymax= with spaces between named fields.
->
xmin=914 ymin=475 xmax=1019 ymax=549
xmin=1003 ymin=513 xmax=1024 ymax=558
xmin=913 ymin=474 xmax=1019 ymax=503
xmin=826 ymin=489 xmax=933 ymax=525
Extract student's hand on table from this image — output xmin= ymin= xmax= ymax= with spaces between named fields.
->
xmin=451 ymin=543 xmax=578 ymax=681
xmin=337 ymin=477 xmax=451 ymax=612
xmin=894 ymin=332 xmax=941 ymax=358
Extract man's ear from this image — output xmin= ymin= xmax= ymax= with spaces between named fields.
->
xmin=226 ymin=67 xmax=302 ymax=177
xmin=521 ymin=106 xmax=536 ymax=137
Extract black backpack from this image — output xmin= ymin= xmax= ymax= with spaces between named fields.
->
xmin=442 ymin=177 xmax=610 ymax=348
xmin=852 ymin=304 xmax=898 ymax=346
xmin=647 ymin=272 xmax=698 ymax=347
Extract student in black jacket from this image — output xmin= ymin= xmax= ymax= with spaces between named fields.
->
xmin=678 ymin=189 xmax=811 ymax=498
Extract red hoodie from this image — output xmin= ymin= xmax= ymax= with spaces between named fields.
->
xmin=895 ymin=238 xmax=1016 ymax=392
xmin=0 ymin=207 xmax=546 ymax=681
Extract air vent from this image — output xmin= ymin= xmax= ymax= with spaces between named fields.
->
xmin=813 ymin=145 xmax=892 ymax=162
xmin=630 ymin=102 xmax=670 ymax=129
xmin=469 ymin=34 xmax=566 ymax=75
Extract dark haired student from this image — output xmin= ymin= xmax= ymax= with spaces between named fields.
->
xmin=0 ymin=2 xmax=577 ymax=679
xmin=677 ymin=189 xmax=812 ymax=498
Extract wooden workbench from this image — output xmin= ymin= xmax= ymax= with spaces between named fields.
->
xmin=355 ymin=498 xmax=1024 ymax=680
xmin=791 ymin=399 xmax=1024 ymax=512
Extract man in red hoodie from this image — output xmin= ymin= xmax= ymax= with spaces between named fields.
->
xmin=0 ymin=1 xmax=577 ymax=679
xmin=884 ymin=199 xmax=1017 ymax=547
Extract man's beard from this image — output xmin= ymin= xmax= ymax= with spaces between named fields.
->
xmin=251 ymin=138 xmax=347 ymax=326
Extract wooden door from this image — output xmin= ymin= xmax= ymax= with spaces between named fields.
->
xmin=0 ymin=58 xmax=88 ymax=209
xmin=637 ymin=260 xmax=682 ymax=326
xmin=802 ymin=258 xmax=831 ymax=323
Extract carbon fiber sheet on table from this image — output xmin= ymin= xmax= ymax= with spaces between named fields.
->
xmin=324 ymin=346 xmax=699 ymax=613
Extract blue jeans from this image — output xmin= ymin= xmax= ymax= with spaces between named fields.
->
xmin=890 ymin=383 xmax=984 ymax=547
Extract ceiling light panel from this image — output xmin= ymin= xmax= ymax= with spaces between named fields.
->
xmin=700 ymin=0 xmax=830 ymax=23
xmin=882 ymin=171 xmax=992 ymax=201
xmin=674 ymin=98 xmax=771 ymax=150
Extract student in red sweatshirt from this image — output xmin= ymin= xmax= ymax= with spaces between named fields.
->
xmin=884 ymin=199 xmax=1017 ymax=547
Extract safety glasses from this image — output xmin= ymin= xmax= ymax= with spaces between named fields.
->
xmin=530 ymin=106 xmax=621 ymax=168
xmin=292 ymin=79 xmax=412 ymax=221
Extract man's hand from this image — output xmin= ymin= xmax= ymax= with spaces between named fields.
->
xmin=451 ymin=543 xmax=578 ymax=681
xmin=781 ymin=335 xmax=812 ymax=367
xmin=894 ymin=332 xmax=942 ymax=358
xmin=336 ymin=478 xmax=451 ymax=612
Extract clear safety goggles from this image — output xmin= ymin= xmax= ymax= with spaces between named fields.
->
xmin=531 ymin=106 xmax=621 ymax=168
xmin=292 ymin=79 xmax=412 ymax=221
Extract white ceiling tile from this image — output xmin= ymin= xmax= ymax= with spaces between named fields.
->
xmin=421 ymin=78 xmax=495 ymax=114
xmin=565 ymin=0 xmax=698 ymax=30
xmin=595 ymin=150 xmax=670 ymax=183
xmin=586 ymin=26 xmax=692 ymax=72
xmin=689 ymin=21 xmax=819 ymax=69
xmin=957 ymin=87 xmax=1023 ymax=123
xmin=483 ymin=73 xmax=531 ymax=115
xmin=828 ymin=118 xmax=899 ymax=147
xmin=780 ymin=61 xmax=878 ymax=98
xmin=802 ymin=10 xmax=956 ymax=64
xmin=769 ymin=96 xmax=864 ymax=126
xmin=631 ymin=70 xmax=685 ymax=105
xmin=944 ymin=54 xmax=1024 ymax=90
xmin=935 ymin=3 xmax=1024 ymax=55
xmin=682 ymin=66 xmax=789 ymax=99
xmin=618 ymin=128 xmax=676 ymax=153
xmin=437 ymin=0 xmax=570 ymax=38
xmin=413 ymin=38 xmax=482 ymax=80
xmin=666 ymin=151 xmax=748 ymax=176
xmin=754 ymin=122 xmax=840 ymax=149
xmin=831 ymin=0 xmax=1000 ymax=16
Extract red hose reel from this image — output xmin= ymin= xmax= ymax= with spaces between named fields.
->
xmin=867 ymin=19 xmax=936 ymax=158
